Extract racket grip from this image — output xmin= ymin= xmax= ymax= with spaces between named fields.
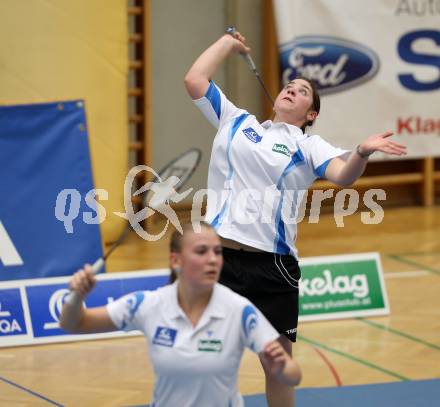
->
xmin=225 ymin=26 xmax=257 ymax=72
xmin=241 ymin=53 xmax=257 ymax=72
xmin=64 ymin=258 xmax=105 ymax=306
xmin=91 ymin=257 xmax=105 ymax=274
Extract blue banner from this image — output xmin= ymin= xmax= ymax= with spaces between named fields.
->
xmin=0 ymin=288 xmax=27 ymax=337
xmin=26 ymin=275 xmax=168 ymax=338
xmin=0 ymin=100 xmax=103 ymax=280
xmin=0 ymin=270 xmax=169 ymax=347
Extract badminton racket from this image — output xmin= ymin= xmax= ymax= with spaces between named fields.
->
xmin=64 ymin=147 xmax=202 ymax=305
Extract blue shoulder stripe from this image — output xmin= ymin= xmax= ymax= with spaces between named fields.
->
xmin=314 ymin=158 xmax=332 ymax=178
xmin=204 ymin=80 xmax=221 ymax=120
xmin=121 ymin=291 xmax=145 ymax=329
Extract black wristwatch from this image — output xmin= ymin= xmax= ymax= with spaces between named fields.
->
xmin=356 ymin=145 xmax=372 ymax=159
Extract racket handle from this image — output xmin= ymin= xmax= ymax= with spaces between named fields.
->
xmin=90 ymin=257 xmax=105 ymax=274
xmin=225 ymin=26 xmax=257 ymax=72
xmin=241 ymin=53 xmax=257 ymax=72
xmin=64 ymin=258 xmax=105 ymax=306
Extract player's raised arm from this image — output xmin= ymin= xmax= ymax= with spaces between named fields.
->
xmin=184 ymin=32 xmax=250 ymax=99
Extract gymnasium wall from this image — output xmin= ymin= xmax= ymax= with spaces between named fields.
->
xmin=150 ymin=0 xmax=264 ymax=193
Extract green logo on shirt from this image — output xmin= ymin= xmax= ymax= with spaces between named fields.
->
xmin=272 ymin=143 xmax=291 ymax=157
xmin=198 ymin=339 xmax=223 ymax=352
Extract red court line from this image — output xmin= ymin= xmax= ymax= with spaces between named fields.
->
xmin=312 ymin=346 xmax=343 ymax=386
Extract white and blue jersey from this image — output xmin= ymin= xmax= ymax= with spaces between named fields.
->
xmin=194 ymin=81 xmax=348 ymax=257
xmin=106 ymin=282 xmax=279 ymax=407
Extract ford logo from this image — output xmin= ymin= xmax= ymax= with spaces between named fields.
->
xmin=279 ymin=36 xmax=380 ymax=95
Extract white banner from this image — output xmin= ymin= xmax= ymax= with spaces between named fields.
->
xmin=273 ymin=0 xmax=440 ymax=160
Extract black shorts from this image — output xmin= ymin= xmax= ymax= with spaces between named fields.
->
xmin=219 ymin=247 xmax=301 ymax=342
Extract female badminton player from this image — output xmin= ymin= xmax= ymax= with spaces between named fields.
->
xmin=60 ymin=222 xmax=301 ymax=407
xmin=184 ymin=30 xmax=407 ymax=406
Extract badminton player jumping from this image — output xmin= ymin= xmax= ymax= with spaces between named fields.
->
xmin=184 ymin=30 xmax=407 ymax=406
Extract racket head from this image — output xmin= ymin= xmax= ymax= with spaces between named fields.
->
xmin=142 ymin=148 xmax=202 ymax=207
xmin=157 ymin=148 xmax=202 ymax=191
xmin=103 ymin=148 xmax=201 ymax=258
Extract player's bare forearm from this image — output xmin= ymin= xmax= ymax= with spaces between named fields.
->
xmin=184 ymin=34 xmax=249 ymax=99
xmin=325 ymin=154 xmax=368 ymax=187
xmin=60 ymin=298 xmax=86 ymax=333
xmin=261 ymin=340 xmax=302 ymax=386
xmin=325 ymin=131 xmax=407 ymax=186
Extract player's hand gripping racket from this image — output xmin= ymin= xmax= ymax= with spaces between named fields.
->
xmin=64 ymin=148 xmax=202 ymax=305
xmin=225 ymin=26 xmax=274 ymax=105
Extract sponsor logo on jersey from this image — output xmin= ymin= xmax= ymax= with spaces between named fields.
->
xmin=198 ymin=339 xmax=223 ymax=352
xmin=152 ymin=326 xmax=177 ymax=347
xmin=121 ymin=292 xmax=145 ymax=329
xmin=243 ymin=127 xmax=263 ymax=143
xmin=242 ymin=305 xmax=258 ymax=339
xmin=272 ymin=143 xmax=291 ymax=157
xmin=279 ymin=35 xmax=379 ymax=95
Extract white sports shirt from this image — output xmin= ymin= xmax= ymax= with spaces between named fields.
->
xmin=194 ymin=81 xmax=348 ymax=257
xmin=107 ymin=282 xmax=279 ymax=407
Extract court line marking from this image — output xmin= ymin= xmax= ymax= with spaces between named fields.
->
xmin=298 ymin=335 xmax=409 ymax=381
xmin=387 ymin=255 xmax=440 ymax=276
xmin=356 ymin=318 xmax=440 ymax=352
xmin=388 ymin=251 xmax=440 ymax=257
xmin=312 ymin=346 xmax=343 ymax=386
xmin=0 ymin=375 xmax=64 ymax=406
xmin=384 ymin=270 xmax=429 ymax=279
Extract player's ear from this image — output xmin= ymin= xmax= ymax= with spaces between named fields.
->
xmin=307 ymin=110 xmax=318 ymax=123
xmin=170 ymin=252 xmax=181 ymax=271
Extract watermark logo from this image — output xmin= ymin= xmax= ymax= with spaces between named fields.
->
xmin=54 ymin=166 xmax=387 ymax=241
xmin=114 ymin=165 xmax=192 ymax=241
xmin=279 ymin=35 xmax=380 ymax=94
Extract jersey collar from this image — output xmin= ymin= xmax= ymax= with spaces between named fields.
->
xmin=167 ymin=282 xmax=226 ymax=321
xmin=261 ymin=119 xmax=308 ymax=140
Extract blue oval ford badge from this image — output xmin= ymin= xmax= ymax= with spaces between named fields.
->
xmin=279 ymin=36 xmax=380 ymax=95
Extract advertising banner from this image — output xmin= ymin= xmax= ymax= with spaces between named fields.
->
xmin=0 ymin=269 xmax=169 ymax=348
xmin=0 ymin=253 xmax=389 ymax=347
xmin=273 ymin=0 xmax=440 ymax=159
xmin=0 ymin=100 xmax=103 ymax=281
xmin=299 ymin=253 xmax=389 ymax=321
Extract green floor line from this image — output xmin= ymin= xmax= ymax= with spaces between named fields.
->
xmin=357 ymin=318 xmax=440 ymax=351
xmin=387 ymin=254 xmax=440 ymax=276
xmin=298 ymin=335 xmax=409 ymax=381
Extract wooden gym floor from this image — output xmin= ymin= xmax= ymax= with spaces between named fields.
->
xmin=1 ymin=205 xmax=439 ymax=406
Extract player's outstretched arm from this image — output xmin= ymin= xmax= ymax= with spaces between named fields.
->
xmin=60 ymin=264 xmax=116 ymax=334
xmin=326 ymin=131 xmax=407 ymax=186
xmin=260 ymin=340 xmax=302 ymax=386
